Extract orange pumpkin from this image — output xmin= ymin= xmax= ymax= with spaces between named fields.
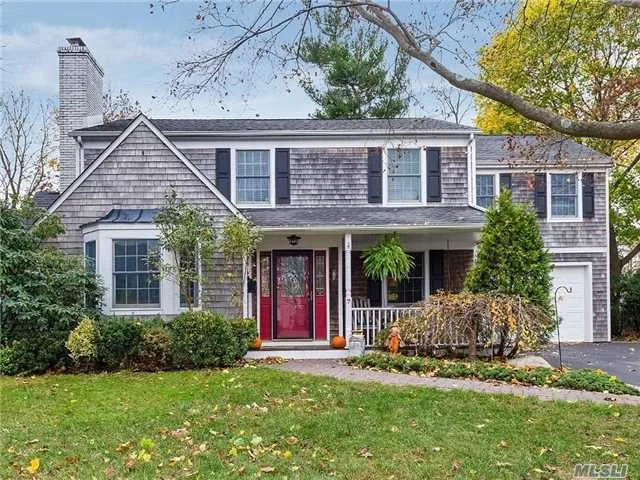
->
xmin=331 ymin=336 xmax=346 ymax=349
xmin=249 ymin=337 xmax=263 ymax=350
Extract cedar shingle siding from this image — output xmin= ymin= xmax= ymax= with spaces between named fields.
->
xmin=49 ymin=124 xmax=240 ymax=317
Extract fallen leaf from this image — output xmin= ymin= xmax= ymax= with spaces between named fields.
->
xmin=286 ymin=436 xmax=298 ymax=445
xmin=260 ymin=466 xmax=276 ymax=473
xmin=498 ymin=440 xmax=508 ymax=448
xmin=65 ymin=456 xmax=79 ymax=464
xmin=26 ymin=458 xmax=40 ymax=474
xmin=614 ymin=437 xmax=626 ymax=443
xmin=452 ymin=460 xmax=461 ymax=472
xmin=104 ymin=465 xmax=116 ymax=479
xmin=358 ymin=447 xmax=373 ymax=459
xmin=432 ymin=447 xmax=442 ymax=453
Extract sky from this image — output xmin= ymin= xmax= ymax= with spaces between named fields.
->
xmin=0 ymin=1 xmax=505 ymax=122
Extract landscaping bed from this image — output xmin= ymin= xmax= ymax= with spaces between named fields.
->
xmin=345 ymin=353 xmax=640 ymax=396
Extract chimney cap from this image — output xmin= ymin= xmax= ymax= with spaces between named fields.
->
xmin=66 ymin=37 xmax=86 ymax=47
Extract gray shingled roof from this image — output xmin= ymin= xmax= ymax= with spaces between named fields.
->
xmin=242 ymin=206 xmax=485 ymax=229
xmin=80 ymin=208 xmax=159 ymax=228
xmin=34 ymin=191 xmax=60 ymax=209
xmin=72 ymin=117 xmax=475 ymax=134
xmin=475 ymin=135 xmax=610 ymax=167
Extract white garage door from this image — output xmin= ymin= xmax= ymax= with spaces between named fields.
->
xmin=551 ymin=264 xmax=591 ymax=342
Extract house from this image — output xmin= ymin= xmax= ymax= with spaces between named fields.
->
xmin=37 ymin=38 xmax=612 ymax=357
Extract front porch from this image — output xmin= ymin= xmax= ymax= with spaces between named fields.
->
xmin=246 ymin=229 xmax=479 ymax=355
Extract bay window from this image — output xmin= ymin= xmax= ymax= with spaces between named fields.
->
xmin=113 ymin=239 xmax=160 ymax=307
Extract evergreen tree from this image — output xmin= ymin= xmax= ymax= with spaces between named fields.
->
xmin=298 ymin=10 xmax=410 ymax=119
xmin=465 ymin=190 xmax=552 ymax=313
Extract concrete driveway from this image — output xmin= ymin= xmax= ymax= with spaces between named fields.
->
xmin=539 ymin=342 xmax=639 ymax=387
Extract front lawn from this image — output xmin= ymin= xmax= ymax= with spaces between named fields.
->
xmin=1 ymin=367 xmax=638 ymax=479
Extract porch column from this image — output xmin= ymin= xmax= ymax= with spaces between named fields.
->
xmin=344 ymin=233 xmax=352 ymax=344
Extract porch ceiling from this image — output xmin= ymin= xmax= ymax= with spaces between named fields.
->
xmin=242 ymin=206 xmax=485 ymax=231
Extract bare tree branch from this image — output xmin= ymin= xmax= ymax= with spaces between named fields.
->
xmin=0 ymin=90 xmax=57 ymax=207
xmin=170 ymin=0 xmax=640 ymax=141
xmin=608 ymin=0 xmax=640 ymax=8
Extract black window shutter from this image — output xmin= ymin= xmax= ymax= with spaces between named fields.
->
xmin=427 ymin=147 xmax=442 ymax=202
xmin=583 ymin=172 xmax=595 ymax=218
xmin=499 ymin=173 xmax=512 ymax=191
xmin=367 ymin=279 xmax=382 ymax=307
xmin=534 ymin=173 xmax=547 ymax=218
xmin=429 ymin=250 xmax=445 ymax=294
xmin=275 ymin=148 xmax=290 ymax=204
xmin=215 ymin=148 xmax=231 ymax=199
xmin=367 ymin=147 xmax=382 ymax=203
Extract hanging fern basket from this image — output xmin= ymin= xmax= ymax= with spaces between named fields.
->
xmin=361 ymin=233 xmax=414 ymax=281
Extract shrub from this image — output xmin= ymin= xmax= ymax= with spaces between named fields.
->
xmin=465 ymin=190 xmax=552 ymax=314
xmin=66 ymin=318 xmax=98 ymax=369
xmin=346 ymin=353 xmax=639 ymax=396
xmin=171 ymin=311 xmax=249 ymax=368
xmin=0 ymin=347 xmax=16 ymax=375
xmin=0 ymin=202 xmax=103 ymax=374
xmin=230 ymin=318 xmax=258 ymax=359
xmin=394 ymin=292 xmax=553 ymax=358
xmin=619 ymin=270 xmax=640 ymax=333
xmin=134 ymin=326 xmax=173 ymax=371
xmin=96 ymin=317 xmax=143 ymax=370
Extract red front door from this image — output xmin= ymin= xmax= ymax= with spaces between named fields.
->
xmin=274 ymin=251 xmax=313 ymax=339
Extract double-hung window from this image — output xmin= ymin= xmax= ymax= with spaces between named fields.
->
xmin=387 ymin=252 xmax=424 ymax=305
xmin=550 ymin=173 xmax=578 ymax=217
xmin=387 ymin=148 xmax=421 ymax=202
xmin=476 ymin=174 xmax=496 ymax=209
xmin=113 ymin=239 xmax=160 ymax=308
xmin=236 ymin=150 xmax=270 ymax=204
xmin=85 ymin=240 xmax=96 ymax=273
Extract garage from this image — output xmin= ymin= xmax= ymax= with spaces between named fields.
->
xmin=551 ymin=264 xmax=592 ymax=342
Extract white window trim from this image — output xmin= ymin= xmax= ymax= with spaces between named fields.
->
xmin=382 ymin=250 xmax=427 ymax=306
xmin=383 ymin=146 xmax=427 ymax=206
xmin=473 ymin=172 xmax=500 ymax=211
xmin=83 ymin=224 xmax=197 ymax=316
xmin=547 ymin=171 xmax=583 ymax=222
xmin=231 ymin=147 xmax=276 ymax=208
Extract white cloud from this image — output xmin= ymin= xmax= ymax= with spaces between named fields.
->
xmin=1 ymin=22 xmax=317 ymax=118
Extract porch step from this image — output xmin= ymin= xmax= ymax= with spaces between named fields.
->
xmin=245 ymin=348 xmax=351 ymax=360
xmin=261 ymin=345 xmax=337 ymax=351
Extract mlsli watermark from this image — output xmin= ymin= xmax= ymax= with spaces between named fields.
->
xmin=573 ymin=464 xmax=628 ymax=479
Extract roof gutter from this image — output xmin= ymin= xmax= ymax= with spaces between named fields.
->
xmin=255 ymin=224 xmax=485 ymax=233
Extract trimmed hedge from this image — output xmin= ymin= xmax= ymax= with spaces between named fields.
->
xmin=60 ymin=312 xmax=256 ymax=374
xmin=170 ymin=311 xmax=256 ymax=368
xmin=346 ymin=353 xmax=639 ymax=396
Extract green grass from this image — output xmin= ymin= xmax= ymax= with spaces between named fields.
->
xmin=1 ymin=367 xmax=639 ymax=479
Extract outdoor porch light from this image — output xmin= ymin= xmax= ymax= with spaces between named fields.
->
xmin=287 ymin=234 xmax=301 ymax=246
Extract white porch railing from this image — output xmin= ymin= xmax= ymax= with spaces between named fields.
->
xmin=352 ymin=306 xmax=472 ymax=348
xmin=352 ymin=307 xmax=419 ymax=347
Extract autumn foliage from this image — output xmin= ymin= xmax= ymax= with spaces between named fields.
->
xmin=395 ymin=292 xmax=553 ymax=358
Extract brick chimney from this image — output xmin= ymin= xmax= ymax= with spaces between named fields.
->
xmin=57 ymin=38 xmax=104 ymax=189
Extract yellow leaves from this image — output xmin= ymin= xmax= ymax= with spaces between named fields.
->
xmin=26 ymin=458 xmax=40 ymax=474
xmin=614 ymin=437 xmax=626 ymax=443
xmin=280 ymin=450 xmax=293 ymax=460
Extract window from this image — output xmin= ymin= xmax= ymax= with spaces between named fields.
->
xmin=315 ymin=252 xmax=326 ymax=296
xmin=260 ymin=254 xmax=271 ymax=296
xmin=236 ymin=150 xmax=270 ymax=203
xmin=113 ymin=239 xmax=160 ymax=307
xmin=550 ymin=173 xmax=578 ymax=217
xmin=85 ymin=240 xmax=96 ymax=273
xmin=476 ymin=174 xmax=495 ymax=209
xmin=179 ymin=253 xmax=200 ymax=308
xmin=387 ymin=252 xmax=424 ymax=304
xmin=388 ymin=148 xmax=421 ymax=202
